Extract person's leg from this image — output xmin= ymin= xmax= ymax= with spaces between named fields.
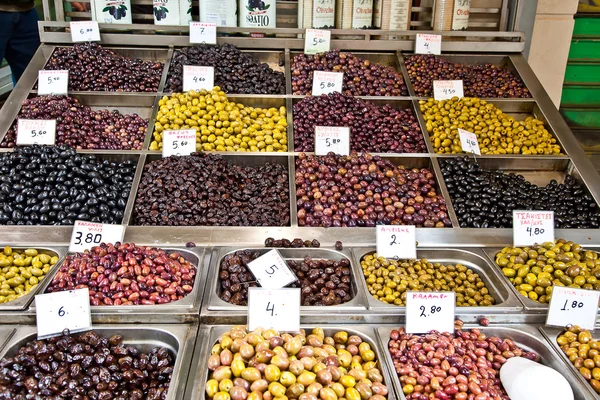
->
xmin=0 ymin=12 xmax=16 ymax=81
xmin=5 ymin=8 xmax=40 ymax=84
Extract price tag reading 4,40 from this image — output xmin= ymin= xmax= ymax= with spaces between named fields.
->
xmin=247 ymin=249 xmax=298 ymax=289
xmin=70 ymin=21 xmax=101 ymax=42
xmin=35 ymin=288 xmax=92 ymax=340
xmin=162 ymin=129 xmax=197 ymax=157
xmin=248 ymin=288 xmax=301 ymax=332
xmin=458 ymin=128 xmax=481 ymax=155
xmin=190 ymin=22 xmax=217 ymax=44
xmin=433 ymin=80 xmax=464 ymax=101
xmin=312 ymin=71 xmax=343 ymax=96
xmin=406 ymin=291 xmax=456 ymax=334
xmin=512 ymin=210 xmax=554 ymax=246
xmin=415 ymin=33 xmax=442 ymax=55
xmin=376 ymin=225 xmax=417 ymax=260
xmin=69 ymin=221 xmax=125 ymax=253
xmin=315 ymin=126 xmax=350 ymax=156
xmin=304 ymin=29 xmax=331 ymax=55
xmin=17 ymin=119 xmax=56 ymax=145
xmin=183 ymin=66 xmax=215 ymax=92
xmin=547 ymin=286 xmax=600 ymax=331
xmin=38 ymin=70 xmax=69 ymax=95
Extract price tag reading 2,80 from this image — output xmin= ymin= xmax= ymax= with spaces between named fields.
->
xmin=248 ymin=288 xmax=301 ymax=332
xmin=512 ymin=210 xmax=554 ymax=246
xmin=312 ymin=71 xmax=343 ymax=96
xmin=69 ymin=221 xmax=125 ymax=253
xmin=547 ymin=286 xmax=600 ymax=331
xmin=247 ymin=249 xmax=298 ymax=289
xmin=406 ymin=291 xmax=456 ymax=334
xmin=35 ymin=288 xmax=92 ymax=339
xmin=376 ymin=225 xmax=416 ymax=260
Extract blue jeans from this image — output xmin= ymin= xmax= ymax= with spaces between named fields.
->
xmin=0 ymin=8 xmax=41 ymax=85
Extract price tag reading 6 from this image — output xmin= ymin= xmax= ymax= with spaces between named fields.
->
xmin=70 ymin=21 xmax=101 ymax=42
xmin=406 ymin=291 xmax=456 ymax=334
xmin=248 ymin=288 xmax=301 ymax=332
xmin=35 ymin=288 xmax=92 ymax=339
xmin=376 ymin=225 xmax=416 ymax=260
xmin=246 ymin=249 xmax=298 ymax=289
xmin=69 ymin=221 xmax=125 ymax=253
xmin=512 ymin=210 xmax=554 ymax=246
xmin=547 ymin=286 xmax=600 ymax=331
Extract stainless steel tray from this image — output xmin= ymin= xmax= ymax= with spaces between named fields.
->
xmin=185 ymin=325 xmax=398 ymax=400
xmin=0 ymin=326 xmax=15 ymax=354
xmin=376 ymin=324 xmax=595 ymax=400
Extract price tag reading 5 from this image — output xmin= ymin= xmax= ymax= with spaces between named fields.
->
xmin=183 ymin=66 xmax=215 ymax=92
xmin=315 ymin=126 xmax=350 ymax=155
xmin=38 ymin=70 xmax=69 ymax=95
xmin=70 ymin=21 xmax=101 ymax=42
xmin=248 ymin=288 xmax=301 ymax=332
xmin=17 ymin=119 xmax=56 ymax=145
xmin=312 ymin=71 xmax=343 ymax=96
xmin=35 ymin=288 xmax=92 ymax=339
xmin=162 ymin=129 xmax=197 ymax=157
xmin=512 ymin=211 xmax=554 ymax=246
xmin=376 ymin=225 xmax=417 ymax=260
xmin=433 ymin=80 xmax=464 ymax=101
xmin=458 ymin=128 xmax=481 ymax=155
xmin=190 ymin=22 xmax=217 ymax=44
xmin=305 ymin=29 xmax=331 ymax=55
xmin=406 ymin=291 xmax=456 ymax=334
xmin=547 ymin=286 xmax=600 ymax=331
xmin=247 ymin=249 xmax=298 ymax=289
xmin=69 ymin=221 xmax=125 ymax=253
xmin=415 ymin=33 xmax=442 ymax=55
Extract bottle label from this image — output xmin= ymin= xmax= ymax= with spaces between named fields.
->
xmin=153 ymin=0 xmax=192 ymax=26
xmin=352 ymin=0 xmax=373 ymax=29
xmin=92 ymin=0 xmax=132 ymax=24
xmin=240 ymin=0 xmax=276 ymax=28
xmin=389 ymin=0 xmax=411 ymax=30
xmin=200 ymin=0 xmax=237 ymax=26
xmin=312 ymin=0 xmax=335 ymax=29
xmin=452 ymin=0 xmax=470 ymax=30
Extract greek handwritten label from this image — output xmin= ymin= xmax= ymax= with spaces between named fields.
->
xmin=458 ymin=128 xmax=481 ymax=155
xmin=16 ymin=119 xmax=56 ymax=145
xmin=547 ymin=286 xmax=600 ymax=331
xmin=69 ymin=221 xmax=125 ymax=253
xmin=406 ymin=291 xmax=456 ymax=334
xmin=305 ymin=29 xmax=331 ymax=55
xmin=376 ymin=225 xmax=417 ymax=260
xmin=247 ymin=249 xmax=298 ymax=289
xmin=70 ymin=21 xmax=101 ymax=42
xmin=248 ymin=288 xmax=301 ymax=332
xmin=38 ymin=70 xmax=69 ymax=95
xmin=315 ymin=126 xmax=350 ymax=156
xmin=162 ymin=129 xmax=197 ymax=157
xmin=433 ymin=80 xmax=464 ymax=100
xmin=415 ymin=33 xmax=442 ymax=55
xmin=190 ymin=22 xmax=217 ymax=44
xmin=512 ymin=211 xmax=554 ymax=246
xmin=312 ymin=71 xmax=343 ymax=96
xmin=35 ymin=288 xmax=92 ymax=340
xmin=183 ymin=66 xmax=215 ymax=92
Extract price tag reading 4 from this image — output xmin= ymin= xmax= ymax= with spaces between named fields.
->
xmin=433 ymin=80 xmax=464 ymax=101
xmin=69 ymin=221 xmax=125 ymax=253
xmin=312 ymin=71 xmax=343 ymax=96
xmin=35 ymin=288 xmax=92 ymax=340
xmin=406 ymin=292 xmax=456 ymax=334
xmin=315 ymin=126 xmax=350 ymax=156
xmin=547 ymin=286 xmax=600 ymax=331
xmin=190 ymin=22 xmax=217 ymax=44
xmin=305 ymin=29 xmax=331 ymax=55
xmin=415 ymin=33 xmax=442 ymax=55
xmin=38 ymin=70 xmax=69 ymax=95
xmin=17 ymin=119 xmax=56 ymax=145
xmin=376 ymin=225 xmax=417 ymax=260
xmin=183 ymin=66 xmax=215 ymax=92
xmin=247 ymin=249 xmax=298 ymax=289
xmin=248 ymin=288 xmax=301 ymax=332
xmin=512 ymin=210 xmax=554 ymax=246
xmin=458 ymin=128 xmax=481 ymax=155
xmin=70 ymin=21 xmax=101 ymax=42
xmin=162 ymin=129 xmax=197 ymax=157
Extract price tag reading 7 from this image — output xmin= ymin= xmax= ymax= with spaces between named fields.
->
xmin=190 ymin=22 xmax=217 ymax=44
xmin=247 ymin=249 xmax=298 ymax=289
xmin=547 ymin=286 xmax=600 ymax=330
xmin=406 ymin=291 xmax=456 ymax=334
xmin=35 ymin=288 xmax=92 ymax=339
xmin=248 ymin=288 xmax=301 ymax=332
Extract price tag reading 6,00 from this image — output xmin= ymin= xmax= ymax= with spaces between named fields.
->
xmin=35 ymin=288 xmax=92 ymax=339
xmin=246 ymin=249 xmax=298 ymax=289
xmin=69 ymin=221 xmax=125 ymax=253
xmin=547 ymin=286 xmax=600 ymax=331
xmin=406 ymin=291 xmax=456 ymax=334
xmin=70 ymin=21 xmax=101 ymax=42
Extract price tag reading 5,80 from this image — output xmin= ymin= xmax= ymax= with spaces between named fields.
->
xmin=512 ymin=210 xmax=554 ymax=246
xmin=376 ymin=225 xmax=417 ymax=260
xmin=183 ymin=66 xmax=215 ymax=92
xmin=406 ymin=291 xmax=456 ymax=334
xmin=304 ymin=29 xmax=331 ymax=55
xmin=162 ymin=129 xmax=197 ymax=157
xmin=69 ymin=221 xmax=125 ymax=253
xmin=415 ymin=33 xmax=442 ymax=55
xmin=547 ymin=286 xmax=600 ymax=331
xmin=248 ymin=288 xmax=301 ymax=332
xmin=315 ymin=126 xmax=350 ymax=156
xmin=35 ymin=288 xmax=92 ymax=339
xmin=247 ymin=249 xmax=298 ymax=289
xmin=312 ymin=71 xmax=343 ymax=96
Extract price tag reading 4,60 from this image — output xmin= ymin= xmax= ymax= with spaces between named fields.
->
xmin=406 ymin=291 xmax=456 ymax=334
xmin=312 ymin=71 xmax=343 ymax=96
xmin=35 ymin=288 xmax=92 ymax=339
xmin=70 ymin=21 xmax=101 ymax=42
xmin=512 ymin=210 xmax=554 ymax=246
xmin=415 ymin=33 xmax=442 ymax=55
xmin=433 ymin=80 xmax=464 ymax=101
xmin=247 ymin=249 xmax=298 ymax=289
xmin=38 ymin=70 xmax=69 ymax=95
xmin=304 ymin=29 xmax=331 ymax=55
xmin=547 ymin=286 xmax=600 ymax=331
xmin=376 ymin=225 xmax=417 ymax=260
xmin=69 ymin=221 xmax=125 ymax=253
xmin=183 ymin=66 xmax=215 ymax=92
xmin=458 ymin=128 xmax=481 ymax=155
xmin=190 ymin=22 xmax=217 ymax=44
xmin=17 ymin=119 xmax=56 ymax=145
xmin=315 ymin=126 xmax=350 ymax=156
xmin=162 ymin=129 xmax=197 ymax=157
xmin=248 ymin=288 xmax=301 ymax=332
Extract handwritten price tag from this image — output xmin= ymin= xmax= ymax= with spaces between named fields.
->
xmin=162 ymin=129 xmax=197 ymax=157
xmin=415 ymin=33 xmax=442 ymax=55
xmin=38 ymin=70 xmax=69 ymax=95
xmin=35 ymin=288 xmax=92 ymax=340
xmin=183 ymin=66 xmax=215 ymax=92
xmin=315 ymin=126 xmax=350 ymax=156
xmin=248 ymin=288 xmax=301 ymax=332
xmin=305 ymin=29 xmax=331 ymax=55
xmin=512 ymin=211 xmax=554 ymax=246
xmin=70 ymin=21 xmax=101 ymax=42
xmin=433 ymin=80 xmax=464 ymax=100
xmin=247 ymin=249 xmax=298 ymax=289
xmin=190 ymin=22 xmax=217 ymax=44
xmin=312 ymin=71 xmax=343 ymax=96
xmin=376 ymin=225 xmax=417 ymax=260
xmin=547 ymin=286 xmax=600 ymax=330
xmin=69 ymin=221 xmax=125 ymax=253
xmin=17 ymin=119 xmax=56 ymax=145
xmin=458 ymin=128 xmax=481 ymax=155
xmin=406 ymin=291 xmax=456 ymax=334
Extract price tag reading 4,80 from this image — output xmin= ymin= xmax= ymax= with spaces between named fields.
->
xmin=38 ymin=70 xmax=69 ymax=95
xmin=304 ymin=29 xmax=331 ymax=55
xmin=35 ymin=288 xmax=92 ymax=339
xmin=247 ymin=249 xmax=298 ymax=289
xmin=17 ymin=119 xmax=56 ymax=145
xmin=415 ymin=33 xmax=442 ymax=55
xmin=312 ymin=71 xmax=343 ymax=96
xmin=376 ymin=225 xmax=417 ymax=260
xmin=512 ymin=210 xmax=554 ymax=246
xmin=433 ymin=80 xmax=464 ymax=101
xmin=69 ymin=221 xmax=125 ymax=253
xmin=406 ymin=291 xmax=456 ymax=334
xmin=70 ymin=21 xmax=101 ymax=42
xmin=162 ymin=129 xmax=197 ymax=157
xmin=248 ymin=288 xmax=301 ymax=332
xmin=547 ymin=286 xmax=600 ymax=331
xmin=190 ymin=22 xmax=217 ymax=44
xmin=315 ymin=126 xmax=350 ymax=156
xmin=183 ymin=66 xmax=215 ymax=92
xmin=458 ymin=128 xmax=481 ymax=155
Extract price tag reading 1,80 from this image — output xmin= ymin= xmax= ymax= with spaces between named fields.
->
xmin=512 ymin=210 xmax=554 ymax=246
xmin=406 ymin=291 xmax=456 ymax=334
xmin=69 ymin=221 xmax=126 ymax=253
xmin=312 ymin=71 xmax=343 ymax=96
xmin=70 ymin=21 xmax=101 ymax=42
xmin=162 ymin=129 xmax=197 ymax=157
xmin=248 ymin=288 xmax=301 ymax=332
xmin=17 ymin=119 xmax=56 ymax=145
xmin=35 ymin=288 xmax=92 ymax=340
xmin=547 ymin=286 xmax=600 ymax=331
xmin=315 ymin=126 xmax=350 ymax=156
xmin=415 ymin=33 xmax=442 ymax=55
xmin=376 ymin=225 xmax=416 ymax=260
xmin=247 ymin=249 xmax=298 ymax=289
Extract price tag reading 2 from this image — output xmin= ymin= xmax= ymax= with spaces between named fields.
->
xmin=433 ymin=80 xmax=464 ymax=101
xmin=35 ymin=288 xmax=92 ymax=339
xmin=247 ymin=249 xmax=298 ymax=289
xmin=248 ymin=288 xmax=301 ymax=332
xmin=70 ymin=21 xmax=101 ymax=42
xmin=406 ymin=291 xmax=456 ymax=334
xmin=38 ymin=70 xmax=69 ymax=95
xmin=183 ymin=66 xmax=215 ymax=92
xmin=17 ymin=119 xmax=56 ymax=145
xmin=315 ymin=126 xmax=350 ymax=155
xmin=415 ymin=33 xmax=442 ymax=55
xmin=547 ymin=286 xmax=600 ymax=330
xmin=458 ymin=128 xmax=481 ymax=155
xmin=190 ymin=22 xmax=217 ymax=44
xmin=304 ymin=29 xmax=331 ymax=55
xmin=162 ymin=129 xmax=197 ymax=157
xmin=312 ymin=71 xmax=343 ymax=96
xmin=512 ymin=211 xmax=554 ymax=246
xmin=376 ymin=225 xmax=416 ymax=260
xmin=69 ymin=221 xmax=125 ymax=253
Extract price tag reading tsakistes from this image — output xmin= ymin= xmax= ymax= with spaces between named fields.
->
xmin=315 ymin=126 xmax=350 ymax=155
xmin=69 ymin=221 xmax=125 ymax=253
xmin=38 ymin=70 xmax=69 ymax=95
xmin=547 ymin=286 xmax=600 ymax=331
xmin=458 ymin=128 xmax=481 ymax=155
xmin=512 ymin=210 xmax=554 ymax=246
xmin=183 ymin=66 xmax=215 ymax=92
xmin=190 ymin=22 xmax=217 ymax=44
xmin=247 ymin=249 xmax=297 ymax=289
xmin=433 ymin=80 xmax=464 ymax=100
xmin=415 ymin=33 xmax=442 ymax=55
xmin=406 ymin=291 xmax=456 ymax=334
xmin=248 ymin=288 xmax=301 ymax=332
xmin=162 ymin=129 xmax=197 ymax=157
xmin=312 ymin=71 xmax=343 ymax=96
xmin=376 ymin=225 xmax=417 ymax=260
xmin=35 ymin=288 xmax=92 ymax=339
xmin=304 ymin=29 xmax=331 ymax=55
xmin=70 ymin=21 xmax=101 ymax=42
xmin=17 ymin=119 xmax=56 ymax=145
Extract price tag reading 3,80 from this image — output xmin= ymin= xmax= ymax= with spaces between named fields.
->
xmin=512 ymin=210 xmax=554 ymax=246
xmin=406 ymin=291 xmax=456 ymax=334
xmin=17 ymin=119 xmax=56 ymax=145
xmin=247 ymin=249 xmax=298 ymax=289
xmin=415 ymin=33 xmax=442 ymax=55
xmin=190 ymin=22 xmax=217 ymax=44
xmin=312 ymin=71 xmax=343 ymax=96
xmin=38 ymin=70 xmax=69 ymax=95
xmin=69 ymin=221 xmax=125 ymax=253
xmin=433 ymin=80 xmax=464 ymax=101
xmin=547 ymin=286 xmax=600 ymax=331
xmin=183 ymin=66 xmax=215 ymax=92
xmin=376 ymin=225 xmax=417 ymax=260
xmin=304 ymin=29 xmax=331 ymax=55
xmin=248 ymin=288 xmax=301 ymax=332
xmin=315 ymin=126 xmax=350 ymax=156
xmin=458 ymin=128 xmax=481 ymax=155
xmin=162 ymin=129 xmax=197 ymax=157
xmin=70 ymin=21 xmax=101 ymax=42
xmin=35 ymin=288 xmax=92 ymax=339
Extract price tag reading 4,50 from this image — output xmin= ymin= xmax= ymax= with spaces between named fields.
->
xmin=190 ymin=22 xmax=217 ymax=44
xmin=547 ymin=286 xmax=600 ymax=331
xmin=433 ymin=80 xmax=464 ymax=101
xmin=38 ymin=70 xmax=69 ymax=95
xmin=162 ymin=129 xmax=197 ymax=157
xmin=35 ymin=288 xmax=92 ymax=339
xmin=415 ymin=33 xmax=442 ymax=55
xmin=312 ymin=71 xmax=343 ymax=96
xmin=512 ymin=210 xmax=554 ymax=246
xmin=70 ymin=21 xmax=101 ymax=42
xmin=248 ymin=288 xmax=301 ymax=332
xmin=17 ymin=119 xmax=56 ymax=145
xmin=458 ymin=128 xmax=481 ymax=155
xmin=406 ymin=291 xmax=456 ymax=334
xmin=304 ymin=29 xmax=331 ymax=55
xmin=183 ymin=66 xmax=215 ymax=92
xmin=376 ymin=225 xmax=417 ymax=260
xmin=247 ymin=249 xmax=298 ymax=289
xmin=315 ymin=126 xmax=350 ymax=156
xmin=69 ymin=221 xmax=125 ymax=253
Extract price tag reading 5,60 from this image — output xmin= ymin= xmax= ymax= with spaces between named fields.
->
xmin=248 ymin=288 xmax=301 ymax=332
xmin=512 ymin=210 xmax=554 ymax=246
xmin=70 ymin=21 xmax=101 ymax=42
xmin=547 ymin=286 xmax=600 ymax=331
xmin=35 ymin=288 xmax=92 ymax=339
xmin=162 ymin=129 xmax=197 ymax=157
xmin=183 ymin=66 xmax=215 ymax=92
xmin=312 ymin=71 xmax=343 ymax=96
xmin=17 ymin=119 xmax=56 ymax=145
xmin=406 ymin=291 xmax=456 ymax=334
xmin=247 ymin=249 xmax=298 ymax=289
xmin=69 ymin=221 xmax=125 ymax=253
xmin=376 ymin=225 xmax=417 ymax=260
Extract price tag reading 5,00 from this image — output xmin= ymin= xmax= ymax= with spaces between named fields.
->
xmin=376 ymin=225 xmax=416 ymax=260
xmin=69 ymin=221 xmax=125 ymax=253
xmin=304 ymin=29 xmax=331 ymax=55
xmin=247 ymin=249 xmax=298 ymax=289
xmin=38 ymin=70 xmax=69 ymax=95
xmin=248 ymin=288 xmax=301 ymax=332
xmin=35 ymin=288 xmax=92 ymax=340
xmin=406 ymin=291 xmax=456 ymax=334
xmin=312 ymin=71 xmax=343 ymax=96
xmin=547 ymin=286 xmax=600 ymax=331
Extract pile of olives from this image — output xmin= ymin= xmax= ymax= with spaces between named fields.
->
xmin=494 ymin=240 xmax=600 ymax=303
xmin=0 ymin=247 xmax=59 ymax=303
xmin=360 ymin=253 xmax=495 ymax=306
xmin=557 ymin=325 xmax=600 ymax=393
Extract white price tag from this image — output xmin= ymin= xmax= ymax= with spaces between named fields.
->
xmin=406 ymin=291 xmax=456 ymax=334
xmin=35 ymin=288 xmax=92 ymax=340
xmin=248 ymin=288 xmax=301 ymax=332
xmin=376 ymin=225 xmax=417 ymax=260
xmin=547 ymin=286 xmax=600 ymax=331
xmin=38 ymin=70 xmax=69 ymax=95
xmin=247 ymin=249 xmax=298 ymax=289
xmin=16 ymin=119 xmax=56 ymax=145
xmin=512 ymin=211 xmax=554 ymax=246
xmin=312 ymin=71 xmax=343 ymax=96
xmin=415 ymin=33 xmax=442 ymax=55
xmin=433 ymin=80 xmax=464 ymax=100
xmin=458 ymin=128 xmax=481 ymax=155
xmin=304 ymin=29 xmax=331 ymax=55
xmin=162 ymin=129 xmax=197 ymax=157
xmin=69 ymin=221 xmax=125 ymax=253
xmin=315 ymin=126 xmax=350 ymax=155
xmin=183 ymin=66 xmax=215 ymax=92
xmin=190 ymin=22 xmax=217 ymax=44
xmin=70 ymin=21 xmax=101 ymax=42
